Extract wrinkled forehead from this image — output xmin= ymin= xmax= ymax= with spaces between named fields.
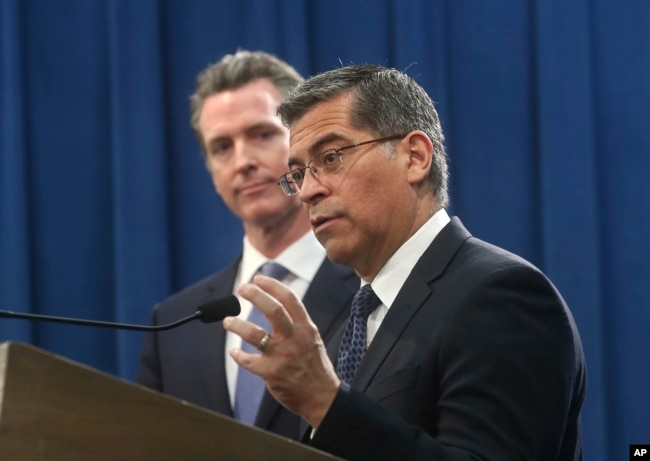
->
xmin=287 ymin=95 xmax=356 ymax=167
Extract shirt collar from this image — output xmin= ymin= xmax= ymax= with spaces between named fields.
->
xmin=367 ymin=208 xmax=451 ymax=308
xmin=240 ymin=230 xmax=327 ymax=283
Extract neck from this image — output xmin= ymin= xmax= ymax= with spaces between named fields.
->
xmin=356 ymin=198 xmax=438 ymax=282
xmin=244 ymin=206 xmax=312 ymax=258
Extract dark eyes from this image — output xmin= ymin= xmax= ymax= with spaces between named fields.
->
xmin=322 ymin=152 xmax=339 ymax=166
xmin=208 ymin=142 xmax=231 ymax=156
xmin=286 ymin=150 xmax=341 ymax=183
xmin=290 ymin=170 xmax=304 ymax=182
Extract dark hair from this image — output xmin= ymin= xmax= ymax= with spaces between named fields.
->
xmin=277 ymin=64 xmax=449 ymax=208
xmin=190 ymin=50 xmax=304 ymax=154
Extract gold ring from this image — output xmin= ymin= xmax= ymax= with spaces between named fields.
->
xmin=257 ymin=333 xmax=271 ymax=352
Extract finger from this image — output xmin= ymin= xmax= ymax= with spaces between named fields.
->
xmin=237 ymin=281 xmax=294 ymax=338
xmin=222 ymin=315 xmax=270 ymax=353
xmin=228 ymin=344 xmax=265 ymax=376
xmin=252 ymin=275 xmax=312 ymax=325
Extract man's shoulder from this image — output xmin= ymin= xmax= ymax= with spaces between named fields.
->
xmin=153 ymin=259 xmax=240 ymax=319
xmin=442 ymin=217 xmax=540 ymax=272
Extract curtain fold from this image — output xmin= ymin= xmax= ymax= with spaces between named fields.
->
xmin=532 ymin=1 xmax=608 ymax=456
xmin=1 ymin=1 xmax=648 ymax=459
xmin=106 ymin=0 xmax=173 ymax=380
xmin=1 ymin=0 xmax=33 ymax=343
xmin=590 ymin=1 xmax=650 ymax=456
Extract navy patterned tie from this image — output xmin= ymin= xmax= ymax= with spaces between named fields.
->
xmin=234 ymin=262 xmax=289 ymax=425
xmin=336 ymin=284 xmax=381 ymax=385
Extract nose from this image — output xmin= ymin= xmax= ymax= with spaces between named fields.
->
xmin=298 ymin=169 xmax=329 ymax=203
xmin=233 ymin=140 xmax=258 ymax=171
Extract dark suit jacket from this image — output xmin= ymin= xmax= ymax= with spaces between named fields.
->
xmin=309 ymin=218 xmax=586 ymax=461
xmin=138 ymin=256 xmax=358 ymax=440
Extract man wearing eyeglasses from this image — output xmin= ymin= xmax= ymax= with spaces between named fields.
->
xmin=137 ymin=51 xmax=358 ymax=441
xmin=224 ymin=64 xmax=586 ymax=460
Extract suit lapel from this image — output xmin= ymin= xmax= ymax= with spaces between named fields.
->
xmin=302 ymin=259 xmax=358 ymax=341
xmin=195 ymin=258 xmax=240 ymax=413
xmin=351 ymin=218 xmax=472 ymax=392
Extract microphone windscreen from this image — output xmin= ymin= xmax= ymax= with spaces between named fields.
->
xmin=196 ymin=295 xmax=241 ymax=323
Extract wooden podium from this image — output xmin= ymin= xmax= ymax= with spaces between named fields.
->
xmin=0 ymin=341 xmax=342 ymax=460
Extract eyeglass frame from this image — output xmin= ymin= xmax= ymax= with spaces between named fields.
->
xmin=277 ymin=133 xmax=409 ymax=196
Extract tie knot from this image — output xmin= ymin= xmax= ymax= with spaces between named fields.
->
xmin=351 ymin=284 xmax=381 ymax=319
xmin=258 ymin=262 xmax=289 ymax=281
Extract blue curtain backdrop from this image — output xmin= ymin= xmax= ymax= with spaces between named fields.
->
xmin=1 ymin=1 xmax=648 ymax=459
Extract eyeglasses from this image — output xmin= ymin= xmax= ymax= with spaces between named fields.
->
xmin=277 ymin=133 xmax=408 ymax=196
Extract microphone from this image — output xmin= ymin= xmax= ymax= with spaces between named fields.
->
xmin=0 ymin=295 xmax=241 ymax=332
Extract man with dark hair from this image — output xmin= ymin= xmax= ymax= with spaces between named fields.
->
xmin=137 ymin=51 xmax=358 ymax=440
xmin=225 ymin=64 xmax=586 ymax=460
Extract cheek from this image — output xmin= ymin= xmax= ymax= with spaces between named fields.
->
xmin=208 ymin=164 xmax=228 ymax=198
xmin=265 ymin=148 xmax=291 ymax=177
xmin=343 ymin=166 xmax=392 ymax=206
xmin=213 ymin=177 xmax=223 ymax=196
xmin=344 ymin=169 xmax=405 ymax=226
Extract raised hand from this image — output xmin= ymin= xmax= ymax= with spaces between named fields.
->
xmin=223 ymin=274 xmax=341 ymax=428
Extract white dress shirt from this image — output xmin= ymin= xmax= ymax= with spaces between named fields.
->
xmin=365 ymin=209 xmax=451 ymax=345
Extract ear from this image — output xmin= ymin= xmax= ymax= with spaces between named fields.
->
xmin=403 ymin=131 xmax=433 ymax=185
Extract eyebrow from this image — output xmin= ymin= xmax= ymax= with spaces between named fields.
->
xmin=245 ymin=120 xmax=283 ymax=134
xmin=207 ymin=120 xmax=282 ymax=144
xmin=287 ymin=132 xmax=350 ymax=169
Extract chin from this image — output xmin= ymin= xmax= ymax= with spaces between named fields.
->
xmin=245 ymin=203 xmax=286 ymax=223
xmin=321 ymin=239 xmax=356 ymax=267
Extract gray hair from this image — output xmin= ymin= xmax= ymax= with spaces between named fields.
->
xmin=190 ymin=50 xmax=304 ymax=154
xmin=277 ymin=64 xmax=449 ymax=209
